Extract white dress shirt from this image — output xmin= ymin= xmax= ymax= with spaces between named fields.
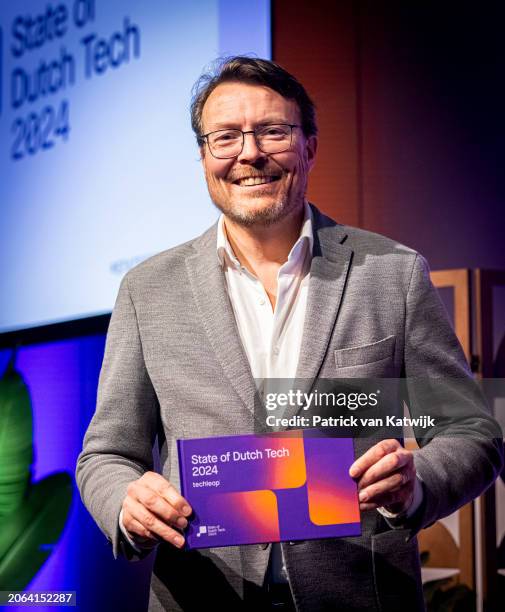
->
xmin=216 ymin=202 xmax=313 ymax=383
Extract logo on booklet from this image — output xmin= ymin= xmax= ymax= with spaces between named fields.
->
xmin=196 ymin=524 xmax=225 ymax=537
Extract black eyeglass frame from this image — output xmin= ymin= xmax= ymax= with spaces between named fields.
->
xmin=200 ymin=124 xmax=302 ymax=159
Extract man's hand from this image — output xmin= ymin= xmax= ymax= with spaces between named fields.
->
xmin=122 ymin=471 xmax=192 ymax=549
xmin=349 ymin=439 xmax=416 ymax=515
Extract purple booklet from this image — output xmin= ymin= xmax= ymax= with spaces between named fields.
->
xmin=177 ymin=430 xmax=361 ymax=549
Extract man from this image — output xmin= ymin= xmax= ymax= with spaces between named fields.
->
xmin=76 ymin=57 xmax=503 ymax=611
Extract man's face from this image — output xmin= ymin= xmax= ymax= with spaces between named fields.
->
xmin=200 ymin=82 xmax=317 ymax=227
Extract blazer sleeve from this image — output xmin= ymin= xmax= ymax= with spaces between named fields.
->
xmin=75 ymin=274 xmax=159 ymax=559
xmin=400 ymin=253 xmax=503 ymax=536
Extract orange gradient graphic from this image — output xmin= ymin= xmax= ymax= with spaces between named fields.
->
xmin=262 ymin=432 xmax=306 ymax=489
xmin=307 ymin=480 xmax=360 ymax=525
xmin=305 ymin=437 xmax=360 ymax=526
xmin=211 ymin=490 xmax=280 ymax=541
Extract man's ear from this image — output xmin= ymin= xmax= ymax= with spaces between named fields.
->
xmin=306 ymin=135 xmax=318 ymax=170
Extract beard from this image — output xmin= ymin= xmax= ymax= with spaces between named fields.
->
xmin=212 ymin=193 xmax=296 ymax=228
xmin=206 ymin=169 xmax=307 ymax=229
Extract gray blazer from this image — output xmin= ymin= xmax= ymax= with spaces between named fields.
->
xmin=76 ymin=205 xmax=503 ymax=611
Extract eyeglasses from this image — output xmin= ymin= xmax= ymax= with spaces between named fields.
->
xmin=201 ymin=124 xmax=301 ymax=159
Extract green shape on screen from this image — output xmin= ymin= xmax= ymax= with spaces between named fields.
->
xmin=0 ymin=359 xmax=33 ymax=516
xmin=0 ymin=356 xmax=73 ymax=590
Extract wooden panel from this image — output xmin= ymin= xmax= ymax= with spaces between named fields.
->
xmin=425 ymin=269 xmax=475 ymax=589
xmin=473 ymin=269 xmax=505 ymax=609
xmin=431 ymin=269 xmax=471 ymax=361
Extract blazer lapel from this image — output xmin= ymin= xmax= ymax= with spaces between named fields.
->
xmin=282 ymin=207 xmax=353 ymax=420
xmin=186 ymin=224 xmax=262 ymax=424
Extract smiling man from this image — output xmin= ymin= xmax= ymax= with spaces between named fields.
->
xmin=199 ymin=82 xmax=315 ymax=228
xmin=76 ymin=57 xmax=503 ymax=611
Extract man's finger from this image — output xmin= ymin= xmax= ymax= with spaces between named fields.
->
xmin=139 ymin=472 xmax=192 ymax=517
xmin=122 ymin=515 xmax=158 ymax=545
xmin=358 ymin=470 xmax=409 ymax=503
xmin=349 ymin=439 xmax=400 ymax=478
xmin=357 ymin=450 xmax=412 ymax=489
xmin=124 ymin=497 xmax=185 ymax=548
xmin=155 ymin=481 xmax=192 ymax=517
xmin=359 ymin=483 xmax=414 ymax=513
xmin=135 ymin=484 xmax=188 ymax=529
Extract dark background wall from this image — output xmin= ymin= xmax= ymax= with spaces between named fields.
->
xmin=273 ymin=0 xmax=504 ymax=270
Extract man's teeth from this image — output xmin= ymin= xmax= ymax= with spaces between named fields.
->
xmin=236 ymin=176 xmax=277 ymax=186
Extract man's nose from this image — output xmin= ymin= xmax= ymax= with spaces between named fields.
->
xmin=237 ymin=132 xmax=266 ymax=163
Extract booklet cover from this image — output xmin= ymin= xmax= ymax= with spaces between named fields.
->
xmin=177 ymin=430 xmax=361 ymax=549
